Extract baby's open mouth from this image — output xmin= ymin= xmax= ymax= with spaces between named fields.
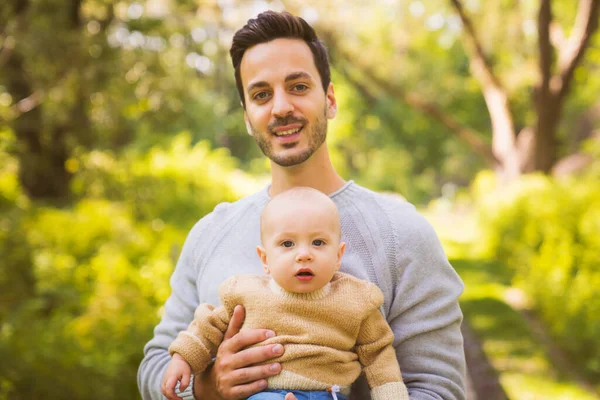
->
xmin=295 ymin=268 xmax=314 ymax=279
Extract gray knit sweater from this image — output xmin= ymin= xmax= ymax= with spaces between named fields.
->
xmin=138 ymin=181 xmax=466 ymax=400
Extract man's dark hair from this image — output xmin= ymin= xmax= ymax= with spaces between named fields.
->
xmin=230 ymin=11 xmax=331 ymax=108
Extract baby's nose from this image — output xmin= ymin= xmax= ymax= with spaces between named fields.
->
xmin=295 ymin=248 xmax=313 ymax=262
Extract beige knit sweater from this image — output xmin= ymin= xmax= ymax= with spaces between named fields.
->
xmin=168 ymin=272 xmax=408 ymax=399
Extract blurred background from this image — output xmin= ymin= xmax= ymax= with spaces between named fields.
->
xmin=1 ymin=0 xmax=599 ymax=399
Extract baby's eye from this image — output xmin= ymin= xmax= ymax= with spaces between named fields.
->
xmin=281 ymin=240 xmax=294 ymax=248
xmin=312 ymin=239 xmax=325 ymax=246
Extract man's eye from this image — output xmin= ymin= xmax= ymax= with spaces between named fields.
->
xmin=253 ymin=91 xmax=270 ymax=100
xmin=312 ymin=239 xmax=324 ymax=246
xmin=292 ymin=84 xmax=308 ymax=92
xmin=281 ymin=240 xmax=294 ymax=248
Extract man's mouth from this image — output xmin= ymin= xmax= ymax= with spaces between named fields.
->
xmin=274 ymin=126 xmax=302 ymax=137
xmin=269 ymin=117 xmax=306 ymax=137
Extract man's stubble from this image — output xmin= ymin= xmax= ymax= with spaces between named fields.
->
xmin=250 ymin=105 xmax=328 ymax=167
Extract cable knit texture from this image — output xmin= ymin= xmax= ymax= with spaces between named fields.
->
xmin=168 ymin=272 xmax=407 ymax=397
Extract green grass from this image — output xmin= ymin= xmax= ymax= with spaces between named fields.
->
xmin=422 ymin=209 xmax=599 ymax=399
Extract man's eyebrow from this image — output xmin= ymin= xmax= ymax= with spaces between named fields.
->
xmin=246 ymin=81 xmax=269 ymax=94
xmin=246 ymin=72 xmax=313 ymax=94
xmin=285 ymin=72 xmax=312 ymax=82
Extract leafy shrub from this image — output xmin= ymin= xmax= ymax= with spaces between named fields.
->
xmin=0 ymin=136 xmax=258 ymax=399
xmin=71 ymin=133 xmax=258 ymax=229
xmin=472 ymin=163 xmax=600 ymax=379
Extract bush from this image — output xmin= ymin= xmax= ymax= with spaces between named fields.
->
xmin=472 ymin=165 xmax=600 ymax=379
xmin=71 ymin=133 xmax=256 ymax=229
xmin=0 ymin=135 xmax=258 ymax=399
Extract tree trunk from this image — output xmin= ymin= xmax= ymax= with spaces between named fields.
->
xmin=7 ymin=53 xmax=73 ymax=200
xmin=4 ymin=0 xmax=91 ymax=201
xmin=531 ymin=97 xmax=561 ymax=173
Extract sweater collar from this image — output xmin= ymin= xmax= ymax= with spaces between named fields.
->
xmin=262 ymin=180 xmax=355 ymax=200
xmin=268 ymin=278 xmax=332 ymax=300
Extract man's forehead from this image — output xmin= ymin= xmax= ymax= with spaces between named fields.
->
xmin=240 ymin=38 xmax=319 ymax=89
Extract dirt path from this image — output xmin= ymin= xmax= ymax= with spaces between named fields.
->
xmin=462 ymin=321 xmax=509 ymax=400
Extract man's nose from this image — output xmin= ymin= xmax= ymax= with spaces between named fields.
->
xmin=271 ymin=90 xmax=294 ymax=117
xmin=295 ymin=247 xmax=313 ymax=262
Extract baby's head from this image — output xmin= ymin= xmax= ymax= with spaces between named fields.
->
xmin=257 ymin=187 xmax=346 ymax=293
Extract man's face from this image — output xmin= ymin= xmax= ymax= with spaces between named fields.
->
xmin=240 ymin=38 xmax=337 ymax=167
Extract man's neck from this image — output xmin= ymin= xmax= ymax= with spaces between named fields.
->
xmin=269 ymin=145 xmax=346 ymax=197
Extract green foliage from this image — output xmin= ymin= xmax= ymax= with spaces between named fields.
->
xmin=472 ymin=155 xmax=600 ymax=380
xmin=71 ymin=133 xmax=249 ymax=228
xmin=452 ymin=259 xmax=598 ymax=400
xmin=0 ymin=136 xmax=257 ymax=399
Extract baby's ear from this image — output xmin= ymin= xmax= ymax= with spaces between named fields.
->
xmin=335 ymin=242 xmax=346 ymax=270
xmin=256 ymin=245 xmax=270 ymax=274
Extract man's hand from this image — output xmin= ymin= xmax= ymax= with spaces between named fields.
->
xmin=194 ymin=305 xmax=284 ymax=400
xmin=284 ymin=394 xmax=298 ymax=400
xmin=162 ymin=353 xmax=192 ymax=400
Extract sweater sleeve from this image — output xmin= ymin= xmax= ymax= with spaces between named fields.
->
xmin=356 ymin=288 xmax=409 ymax=400
xmin=168 ymin=303 xmax=230 ymax=374
xmin=387 ymin=210 xmax=466 ymax=400
xmin=137 ymin=207 xmax=224 ymax=400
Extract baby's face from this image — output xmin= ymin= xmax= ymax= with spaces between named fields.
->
xmin=258 ymin=201 xmax=345 ymax=293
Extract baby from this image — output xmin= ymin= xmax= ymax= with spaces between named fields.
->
xmin=162 ymin=187 xmax=408 ymax=400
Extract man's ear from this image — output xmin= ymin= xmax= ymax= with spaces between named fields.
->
xmin=335 ymin=242 xmax=346 ymax=271
xmin=244 ymin=112 xmax=253 ymax=136
xmin=326 ymin=83 xmax=337 ymax=120
xmin=256 ymin=245 xmax=270 ymax=274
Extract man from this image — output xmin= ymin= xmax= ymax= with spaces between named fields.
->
xmin=138 ymin=10 xmax=466 ymax=400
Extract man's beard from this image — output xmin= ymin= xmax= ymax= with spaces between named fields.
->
xmin=250 ymin=107 xmax=328 ymax=167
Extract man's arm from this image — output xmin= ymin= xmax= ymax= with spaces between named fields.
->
xmin=389 ymin=212 xmax=466 ymax=400
xmin=138 ymin=217 xmax=210 ymax=400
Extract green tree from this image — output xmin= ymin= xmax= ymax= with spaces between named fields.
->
xmin=318 ymin=0 xmax=600 ymax=183
xmin=0 ymin=0 xmax=256 ymax=201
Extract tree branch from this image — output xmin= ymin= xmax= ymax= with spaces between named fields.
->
xmin=15 ymin=90 xmax=44 ymax=113
xmin=554 ymin=0 xmax=600 ymax=99
xmin=336 ymin=56 xmax=498 ymax=166
xmin=549 ymin=22 xmax=566 ymax=50
xmin=450 ymin=0 xmax=517 ymax=165
xmin=449 ymin=0 xmax=504 ymax=91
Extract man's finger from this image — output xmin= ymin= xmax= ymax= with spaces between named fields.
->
xmin=284 ymin=393 xmax=298 ymax=400
xmin=225 ymin=342 xmax=283 ymax=370
xmin=225 ymin=379 xmax=269 ymax=400
xmin=222 ymin=327 xmax=276 ymax=354
xmin=224 ymin=305 xmax=245 ymax=341
xmin=228 ymin=362 xmax=282 ymax=385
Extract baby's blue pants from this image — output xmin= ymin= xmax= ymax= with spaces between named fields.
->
xmin=248 ymin=389 xmax=349 ymax=400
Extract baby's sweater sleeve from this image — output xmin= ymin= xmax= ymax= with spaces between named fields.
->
xmin=356 ymin=284 xmax=409 ymax=400
xmin=168 ymin=277 xmax=238 ymax=374
xmin=168 ymin=303 xmax=230 ymax=374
